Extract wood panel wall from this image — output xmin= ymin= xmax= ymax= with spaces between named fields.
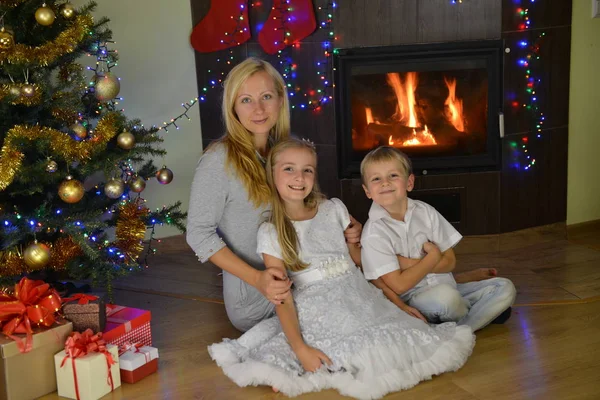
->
xmin=190 ymin=0 xmax=571 ymax=235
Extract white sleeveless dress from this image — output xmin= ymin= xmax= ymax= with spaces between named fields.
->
xmin=209 ymin=199 xmax=475 ymax=399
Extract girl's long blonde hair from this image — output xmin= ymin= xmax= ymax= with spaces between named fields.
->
xmin=265 ymin=138 xmax=325 ymax=272
xmin=208 ymin=57 xmax=291 ymax=208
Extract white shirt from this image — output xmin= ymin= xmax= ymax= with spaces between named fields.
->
xmin=360 ymin=198 xmax=463 ymax=300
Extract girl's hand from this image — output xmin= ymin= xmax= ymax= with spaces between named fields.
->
xmin=344 ymin=215 xmax=362 ymax=244
xmin=257 ymin=267 xmax=292 ymax=305
xmin=400 ymin=304 xmax=427 ymax=322
xmin=295 ymin=345 xmax=332 ymax=373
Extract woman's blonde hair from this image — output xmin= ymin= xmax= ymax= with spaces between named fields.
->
xmin=265 ymin=138 xmax=325 ymax=272
xmin=208 ymin=57 xmax=291 ymax=208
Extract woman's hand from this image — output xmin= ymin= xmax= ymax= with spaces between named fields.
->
xmin=344 ymin=215 xmax=363 ymax=244
xmin=295 ymin=345 xmax=332 ymax=373
xmin=399 ymin=304 xmax=427 ymax=322
xmin=256 ymin=267 xmax=292 ymax=305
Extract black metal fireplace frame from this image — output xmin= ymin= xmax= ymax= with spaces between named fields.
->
xmin=334 ymin=40 xmax=504 ymax=178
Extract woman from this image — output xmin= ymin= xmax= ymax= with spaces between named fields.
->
xmin=186 ymin=58 xmax=361 ymax=332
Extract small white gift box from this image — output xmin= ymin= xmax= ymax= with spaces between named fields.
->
xmin=119 ymin=345 xmax=159 ymax=383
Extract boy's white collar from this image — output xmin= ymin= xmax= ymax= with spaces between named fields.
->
xmin=368 ymin=198 xmax=415 ymax=222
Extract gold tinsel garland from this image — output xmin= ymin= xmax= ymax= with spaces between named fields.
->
xmin=0 ymin=0 xmax=27 ymax=7
xmin=0 ymin=201 xmax=149 ymax=277
xmin=0 ymin=83 xmax=43 ymax=106
xmin=51 ymin=106 xmax=79 ymax=124
xmin=0 ymin=112 xmax=120 ymax=190
xmin=0 ymin=14 xmax=93 ymax=66
xmin=115 ymin=199 xmax=149 ymax=262
xmin=0 ymin=236 xmax=83 ymax=277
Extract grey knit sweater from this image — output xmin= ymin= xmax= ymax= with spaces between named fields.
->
xmin=186 ymin=142 xmax=268 ymax=269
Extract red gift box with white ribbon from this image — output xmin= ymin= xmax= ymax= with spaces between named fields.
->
xmin=118 ymin=343 xmax=159 ymax=384
xmin=102 ymin=305 xmax=151 ymax=348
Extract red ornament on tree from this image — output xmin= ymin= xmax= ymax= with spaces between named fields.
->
xmin=258 ymin=0 xmax=317 ymax=55
xmin=190 ymin=0 xmax=251 ymax=53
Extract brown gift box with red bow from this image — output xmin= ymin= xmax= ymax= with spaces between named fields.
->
xmin=1 ymin=277 xmax=72 ymax=400
xmin=0 ymin=322 xmax=73 ymax=400
xmin=62 ymin=293 xmax=107 ymax=333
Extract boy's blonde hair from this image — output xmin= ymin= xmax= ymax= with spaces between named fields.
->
xmin=360 ymin=146 xmax=413 ymax=183
xmin=208 ymin=57 xmax=291 ymax=207
xmin=265 ymin=138 xmax=325 ymax=272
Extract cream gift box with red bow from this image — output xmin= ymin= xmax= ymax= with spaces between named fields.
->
xmin=118 ymin=343 xmax=159 ymax=383
xmin=54 ymin=330 xmax=121 ymax=400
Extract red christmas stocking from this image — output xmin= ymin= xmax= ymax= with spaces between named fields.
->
xmin=190 ymin=0 xmax=251 ymax=53
xmin=258 ymin=0 xmax=317 ymax=55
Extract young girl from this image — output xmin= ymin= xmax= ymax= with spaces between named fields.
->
xmin=209 ymin=139 xmax=475 ymax=399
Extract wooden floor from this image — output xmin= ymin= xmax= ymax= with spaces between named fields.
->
xmin=42 ymin=226 xmax=600 ymax=400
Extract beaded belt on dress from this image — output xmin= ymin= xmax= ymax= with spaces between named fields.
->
xmin=291 ymin=257 xmax=354 ymax=288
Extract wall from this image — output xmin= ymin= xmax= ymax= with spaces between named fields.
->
xmin=567 ymin=0 xmax=600 ymax=225
xmin=72 ymin=0 xmax=201 ymax=238
xmin=191 ymin=0 xmax=572 ymax=235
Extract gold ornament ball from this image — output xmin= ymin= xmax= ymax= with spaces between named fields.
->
xmin=94 ymin=72 xmax=120 ymax=101
xmin=70 ymin=123 xmax=87 ymax=139
xmin=117 ymin=131 xmax=135 ymax=150
xmin=46 ymin=160 xmax=58 ymax=173
xmin=0 ymin=29 xmax=14 ymax=51
xmin=8 ymin=85 xmax=21 ymax=97
xmin=35 ymin=5 xmax=56 ymax=26
xmin=24 ymin=242 xmax=51 ymax=270
xmin=58 ymin=176 xmax=85 ymax=203
xmin=21 ymin=84 xmax=36 ymax=97
xmin=104 ymin=179 xmax=125 ymax=199
xmin=59 ymin=3 xmax=76 ymax=19
xmin=129 ymin=176 xmax=146 ymax=193
xmin=156 ymin=166 xmax=174 ymax=185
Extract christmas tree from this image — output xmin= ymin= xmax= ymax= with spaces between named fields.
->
xmin=0 ymin=0 xmax=186 ymax=292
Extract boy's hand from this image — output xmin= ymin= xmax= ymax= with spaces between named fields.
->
xmin=399 ymin=304 xmax=427 ymax=322
xmin=295 ymin=345 xmax=332 ymax=373
xmin=423 ymin=241 xmax=442 ymax=263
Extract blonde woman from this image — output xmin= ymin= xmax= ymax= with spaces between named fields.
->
xmin=209 ymin=138 xmax=475 ymax=399
xmin=186 ymin=58 xmax=361 ymax=332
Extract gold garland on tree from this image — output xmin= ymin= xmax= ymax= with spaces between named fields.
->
xmin=0 ymin=112 xmax=120 ymax=191
xmin=115 ymin=199 xmax=149 ymax=262
xmin=0 ymin=14 xmax=93 ymax=66
xmin=0 ymin=0 xmax=27 ymax=7
xmin=0 ymin=236 xmax=83 ymax=277
xmin=0 ymin=83 xmax=43 ymax=106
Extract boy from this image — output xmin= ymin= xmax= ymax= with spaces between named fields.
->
xmin=360 ymin=146 xmax=516 ymax=331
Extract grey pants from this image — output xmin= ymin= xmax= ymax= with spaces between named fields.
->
xmin=223 ymin=273 xmax=275 ymax=332
xmin=406 ymin=277 xmax=516 ymax=331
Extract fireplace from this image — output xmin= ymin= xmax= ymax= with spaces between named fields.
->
xmin=334 ymin=40 xmax=504 ymax=178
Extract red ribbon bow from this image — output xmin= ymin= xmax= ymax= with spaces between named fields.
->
xmin=0 ymin=277 xmax=62 ymax=353
xmin=62 ymin=293 xmax=99 ymax=305
xmin=60 ymin=329 xmax=116 ymax=400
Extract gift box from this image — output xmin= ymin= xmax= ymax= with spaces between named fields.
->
xmin=55 ymin=331 xmax=121 ymax=400
xmin=119 ymin=345 xmax=159 ymax=383
xmin=62 ymin=293 xmax=107 ymax=332
xmin=102 ymin=304 xmax=152 ymax=347
xmin=0 ymin=322 xmax=73 ymax=400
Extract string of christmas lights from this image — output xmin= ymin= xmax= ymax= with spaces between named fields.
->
xmin=277 ymin=1 xmax=336 ymax=111
xmin=155 ymin=98 xmax=199 ymax=132
xmin=510 ymin=1 xmax=544 ymax=170
xmin=197 ymin=1 xmax=336 ymax=112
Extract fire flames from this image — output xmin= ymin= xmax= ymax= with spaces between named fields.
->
xmin=364 ymin=72 xmax=467 ymax=148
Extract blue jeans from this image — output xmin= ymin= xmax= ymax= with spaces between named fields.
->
xmin=406 ymin=277 xmax=516 ymax=331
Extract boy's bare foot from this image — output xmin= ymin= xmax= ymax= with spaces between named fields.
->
xmin=272 ymin=387 xmax=279 ymax=393
xmin=454 ymin=268 xmax=497 ymax=283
